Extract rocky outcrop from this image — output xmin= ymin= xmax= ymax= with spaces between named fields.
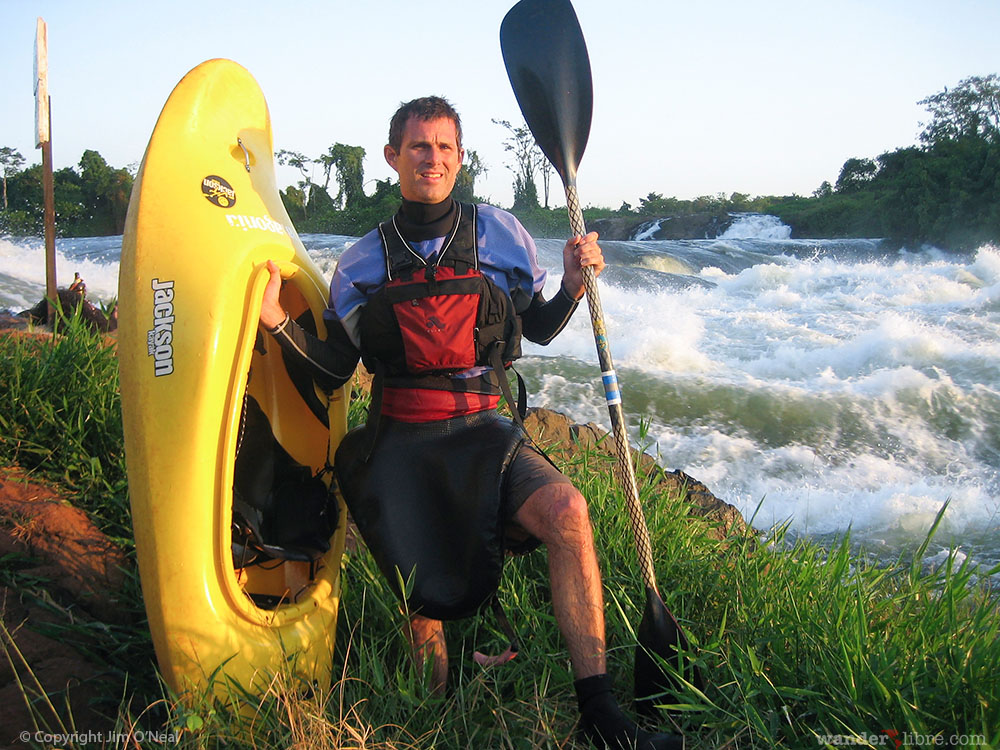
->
xmin=587 ymin=216 xmax=649 ymax=241
xmin=590 ymin=213 xmax=733 ymax=241
xmin=4 ymin=285 xmax=117 ymax=334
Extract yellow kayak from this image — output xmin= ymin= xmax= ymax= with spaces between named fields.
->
xmin=118 ymin=59 xmax=347 ymax=704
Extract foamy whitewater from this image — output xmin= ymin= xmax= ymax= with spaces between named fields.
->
xmin=3 ymin=215 xmax=999 ymax=570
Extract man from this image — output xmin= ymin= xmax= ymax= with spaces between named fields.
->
xmin=259 ymin=96 xmax=682 ymax=750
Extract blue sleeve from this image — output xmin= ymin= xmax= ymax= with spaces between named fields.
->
xmin=475 ymin=204 xmax=547 ymax=306
xmin=327 ymin=228 xmax=387 ymax=320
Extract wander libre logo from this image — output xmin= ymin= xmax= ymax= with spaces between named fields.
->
xmin=816 ymin=731 xmax=986 ymax=747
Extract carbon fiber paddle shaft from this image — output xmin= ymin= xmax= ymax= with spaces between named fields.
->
xmin=565 ymin=184 xmax=658 ymax=595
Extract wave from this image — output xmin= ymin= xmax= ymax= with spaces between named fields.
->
xmin=520 ymin=243 xmax=1000 ymax=567
xmin=0 ymin=236 xmax=122 ymax=310
xmin=720 ymin=213 xmax=792 ymax=240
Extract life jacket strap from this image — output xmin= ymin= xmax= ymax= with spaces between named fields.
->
xmin=487 ymin=342 xmax=527 ymax=431
xmin=472 ymin=594 xmax=521 ymax=666
xmin=361 ymin=361 xmax=386 ymax=462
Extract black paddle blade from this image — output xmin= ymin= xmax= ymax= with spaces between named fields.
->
xmin=500 ymin=0 xmax=593 ymax=186
xmin=634 ymin=586 xmax=705 ymax=717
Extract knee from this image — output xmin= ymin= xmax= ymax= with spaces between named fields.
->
xmin=525 ymin=484 xmax=593 ymax=548
xmin=553 ymin=485 xmax=591 ymax=529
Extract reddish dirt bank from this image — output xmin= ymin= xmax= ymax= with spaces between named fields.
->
xmin=0 ymin=468 xmax=127 ymax=749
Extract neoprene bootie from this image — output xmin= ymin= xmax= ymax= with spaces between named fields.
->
xmin=575 ymin=674 xmax=684 ymax=750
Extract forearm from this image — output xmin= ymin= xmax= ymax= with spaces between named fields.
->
xmin=520 ymin=284 xmax=581 ymax=345
xmin=266 ymin=313 xmax=360 ymax=392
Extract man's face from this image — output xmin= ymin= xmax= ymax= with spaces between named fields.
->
xmin=384 ymin=116 xmax=464 ymax=204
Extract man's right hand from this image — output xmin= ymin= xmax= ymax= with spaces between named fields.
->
xmin=259 ymin=259 xmax=287 ymax=329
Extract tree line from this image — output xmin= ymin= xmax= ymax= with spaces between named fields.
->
xmin=2 ymin=74 xmax=997 ymax=248
xmin=764 ymin=74 xmax=1000 ymax=249
xmin=1 ymin=148 xmax=133 ymax=237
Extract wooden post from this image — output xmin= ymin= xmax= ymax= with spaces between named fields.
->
xmin=35 ymin=18 xmax=57 ymax=324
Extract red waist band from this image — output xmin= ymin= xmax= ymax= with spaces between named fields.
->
xmin=381 ymin=387 xmax=501 ymax=422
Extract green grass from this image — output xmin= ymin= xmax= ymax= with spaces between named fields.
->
xmin=0 ymin=309 xmax=130 ymax=540
xmin=1 ymin=323 xmax=998 ymax=748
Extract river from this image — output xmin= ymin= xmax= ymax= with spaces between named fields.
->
xmin=3 ymin=214 xmax=998 ymax=573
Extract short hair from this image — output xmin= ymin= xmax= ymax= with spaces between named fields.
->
xmin=387 ymin=96 xmax=463 ymax=151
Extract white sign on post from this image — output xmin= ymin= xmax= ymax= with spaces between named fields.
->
xmin=35 ymin=17 xmax=49 ymax=147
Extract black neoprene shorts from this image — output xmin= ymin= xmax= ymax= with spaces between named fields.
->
xmin=502 ymin=442 xmax=573 ymax=552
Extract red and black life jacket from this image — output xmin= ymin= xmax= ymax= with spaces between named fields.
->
xmin=358 ymin=202 xmax=522 ymax=397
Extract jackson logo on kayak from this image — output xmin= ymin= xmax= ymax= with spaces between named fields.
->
xmin=201 ymin=175 xmax=236 ymax=208
xmin=224 ymin=213 xmax=294 ymax=236
xmin=147 ymin=279 xmax=175 ymax=377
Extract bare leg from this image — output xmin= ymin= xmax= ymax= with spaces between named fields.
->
xmin=513 ymin=482 xmax=606 ymax=679
xmin=515 ymin=483 xmax=685 ymax=749
xmin=406 ymin=614 xmax=448 ymax=695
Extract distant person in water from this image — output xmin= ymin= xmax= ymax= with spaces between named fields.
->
xmin=258 ymin=96 xmax=683 ymax=750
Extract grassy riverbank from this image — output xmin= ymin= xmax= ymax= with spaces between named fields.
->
xmin=1 ymin=318 xmax=997 ymax=748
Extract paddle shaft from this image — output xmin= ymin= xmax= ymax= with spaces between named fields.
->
xmin=565 ymin=182 xmax=658 ymax=596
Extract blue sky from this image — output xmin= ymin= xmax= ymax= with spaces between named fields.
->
xmin=2 ymin=0 xmax=999 ymax=210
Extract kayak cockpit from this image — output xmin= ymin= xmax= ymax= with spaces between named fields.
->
xmin=228 ymin=271 xmax=342 ymax=612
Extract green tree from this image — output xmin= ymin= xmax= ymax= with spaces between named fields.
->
xmin=1 ymin=163 xmax=43 ymax=234
xmin=813 ymin=180 xmax=833 ymax=198
xmin=314 ymin=151 xmax=336 ymax=194
xmin=493 ymin=118 xmax=543 ymax=210
xmin=691 ymin=193 xmax=728 ymax=213
xmin=277 ymin=149 xmax=313 ymax=218
xmin=78 ymin=149 xmax=132 ymax=234
xmin=321 ymin=143 xmax=366 ymax=209
xmin=637 ymin=192 xmax=681 ymax=215
xmin=835 ymin=157 xmax=878 ymax=193
xmin=728 ymin=192 xmax=752 ymax=212
xmin=280 ymin=184 xmax=308 ymax=220
xmin=53 ymin=167 xmax=88 ymax=229
xmin=538 ymin=156 xmax=553 ymax=209
xmin=1 ymin=146 xmax=25 ymax=211
xmin=1 ymin=148 xmax=136 ymax=237
xmin=2 ymin=163 xmax=86 ymax=235
xmin=454 ymin=149 xmax=486 ymax=203
xmin=918 ymin=74 xmax=1000 ymax=145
